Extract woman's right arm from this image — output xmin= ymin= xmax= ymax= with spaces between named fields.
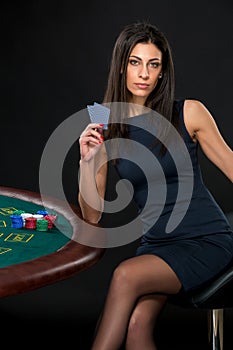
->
xmin=78 ymin=123 xmax=108 ymax=224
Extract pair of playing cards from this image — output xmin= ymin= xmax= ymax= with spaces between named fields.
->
xmin=87 ymin=102 xmax=110 ymax=130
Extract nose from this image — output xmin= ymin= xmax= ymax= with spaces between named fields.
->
xmin=139 ymin=63 xmax=149 ymax=79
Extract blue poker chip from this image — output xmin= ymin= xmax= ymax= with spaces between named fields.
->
xmin=36 ymin=210 xmax=48 ymax=216
xmin=10 ymin=214 xmax=24 ymax=228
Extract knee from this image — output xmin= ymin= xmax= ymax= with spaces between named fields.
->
xmin=128 ymin=310 xmax=153 ymax=335
xmin=128 ymin=313 xmax=143 ymax=336
xmin=111 ymin=261 xmax=133 ymax=290
xmin=127 ymin=310 xmax=154 ymax=344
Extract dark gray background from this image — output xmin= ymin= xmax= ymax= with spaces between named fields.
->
xmin=1 ymin=1 xmax=233 ymax=349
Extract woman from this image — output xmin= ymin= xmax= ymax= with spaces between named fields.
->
xmin=78 ymin=22 xmax=233 ymax=350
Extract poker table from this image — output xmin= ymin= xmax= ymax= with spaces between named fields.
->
xmin=0 ymin=186 xmax=105 ymax=298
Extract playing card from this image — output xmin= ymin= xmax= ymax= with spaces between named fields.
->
xmin=87 ymin=102 xmax=110 ymax=129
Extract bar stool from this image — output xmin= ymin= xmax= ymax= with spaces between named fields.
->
xmin=170 ymin=261 xmax=233 ymax=349
xmin=170 ymin=213 xmax=233 ymax=350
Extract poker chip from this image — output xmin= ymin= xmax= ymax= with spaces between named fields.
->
xmin=44 ymin=214 xmax=57 ymax=229
xmin=10 ymin=214 xmax=24 ymax=228
xmin=25 ymin=217 xmax=37 ymax=230
xmin=36 ymin=219 xmax=49 ymax=231
xmin=13 ymin=210 xmax=25 ymax=215
xmin=32 ymin=214 xmax=44 ymax=220
xmin=21 ymin=213 xmax=34 ymax=226
xmin=36 ymin=210 xmax=48 ymax=216
xmin=9 ymin=209 xmax=58 ymax=232
xmin=21 ymin=213 xmax=33 ymax=218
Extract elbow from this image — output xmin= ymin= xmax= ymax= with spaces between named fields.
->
xmin=226 ymin=169 xmax=233 ymax=183
xmin=78 ymin=193 xmax=104 ymax=224
xmin=222 ymin=163 xmax=233 ymax=183
xmin=80 ymin=212 xmax=103 ymax=225
xmin=226 ymin=173 xmax=233 ymax=184
xmin=82 ymin=212 xmax=102 ymax=225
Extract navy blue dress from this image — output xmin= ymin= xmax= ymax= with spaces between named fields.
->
xmin=114 ymin=99 xmax=233 ymax=293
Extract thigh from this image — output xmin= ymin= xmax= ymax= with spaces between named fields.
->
xmin=116 ymin=254 xmax=182 ymax=295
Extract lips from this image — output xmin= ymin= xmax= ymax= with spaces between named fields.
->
xmin=135 ymin=83 xmax=150 ymax=89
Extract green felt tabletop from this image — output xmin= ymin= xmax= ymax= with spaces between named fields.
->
xmin=0 ymin=195 xmax=72 ymax=268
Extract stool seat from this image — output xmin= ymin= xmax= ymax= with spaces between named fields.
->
xmin=170 ymin=261 xmax=233 ymax=310
xmin=169 ymin=213 xmax=233 ymax=350
xmin=169 ymin=264 xmax=233 ymax=350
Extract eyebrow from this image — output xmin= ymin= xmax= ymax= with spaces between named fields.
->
xmin=129 ymin=55 xmax=161 ymax=61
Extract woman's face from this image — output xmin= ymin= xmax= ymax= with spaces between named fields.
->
xmin=126 ymin=42 xmax=163 ymax=105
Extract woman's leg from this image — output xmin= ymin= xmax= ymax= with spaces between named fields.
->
xmin=91 ymin=254 xmax=182 ymax=350
xmin=125 ymin=293 xmax=167 ymax=350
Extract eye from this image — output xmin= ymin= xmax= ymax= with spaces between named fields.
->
xmin=149 ymin=62 xmax=161 ymax=68
xmin=128 ymin=59 xmax=139 ymax=66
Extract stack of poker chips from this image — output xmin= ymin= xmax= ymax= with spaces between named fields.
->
xmin=10 ymin=210 xmax=57 ymax=232
xmin=21 ymin=213 xmax=41 ymax=227
xmin=44 ymin=214 xmax=57 ymax=228
xmin=36 ymin=219 xmax=49 ymax=231
xmin=10 ymin=214 xmax=24 ymax=229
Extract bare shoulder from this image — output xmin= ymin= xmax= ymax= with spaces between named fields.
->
xmin=183 ymin=99 xmax=214 ymax=139
xmin=184 ymin=99 xmax=209 ymax=117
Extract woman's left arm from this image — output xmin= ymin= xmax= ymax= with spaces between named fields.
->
xmin=184 ymin=99 xmax=233 ymax=183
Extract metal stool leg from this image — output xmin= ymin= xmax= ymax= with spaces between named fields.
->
xmin=208 ymin=309 xmax=224 ymax=350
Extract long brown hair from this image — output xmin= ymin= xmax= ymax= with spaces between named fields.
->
xmin=103 ymin=21 xmax=178 ymax=141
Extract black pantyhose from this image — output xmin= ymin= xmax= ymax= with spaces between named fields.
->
xmin=91 ymin=254 xmax=182 ymax=350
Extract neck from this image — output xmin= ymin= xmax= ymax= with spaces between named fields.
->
xmin=127 ymin=103 xmax=151 ymax=117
